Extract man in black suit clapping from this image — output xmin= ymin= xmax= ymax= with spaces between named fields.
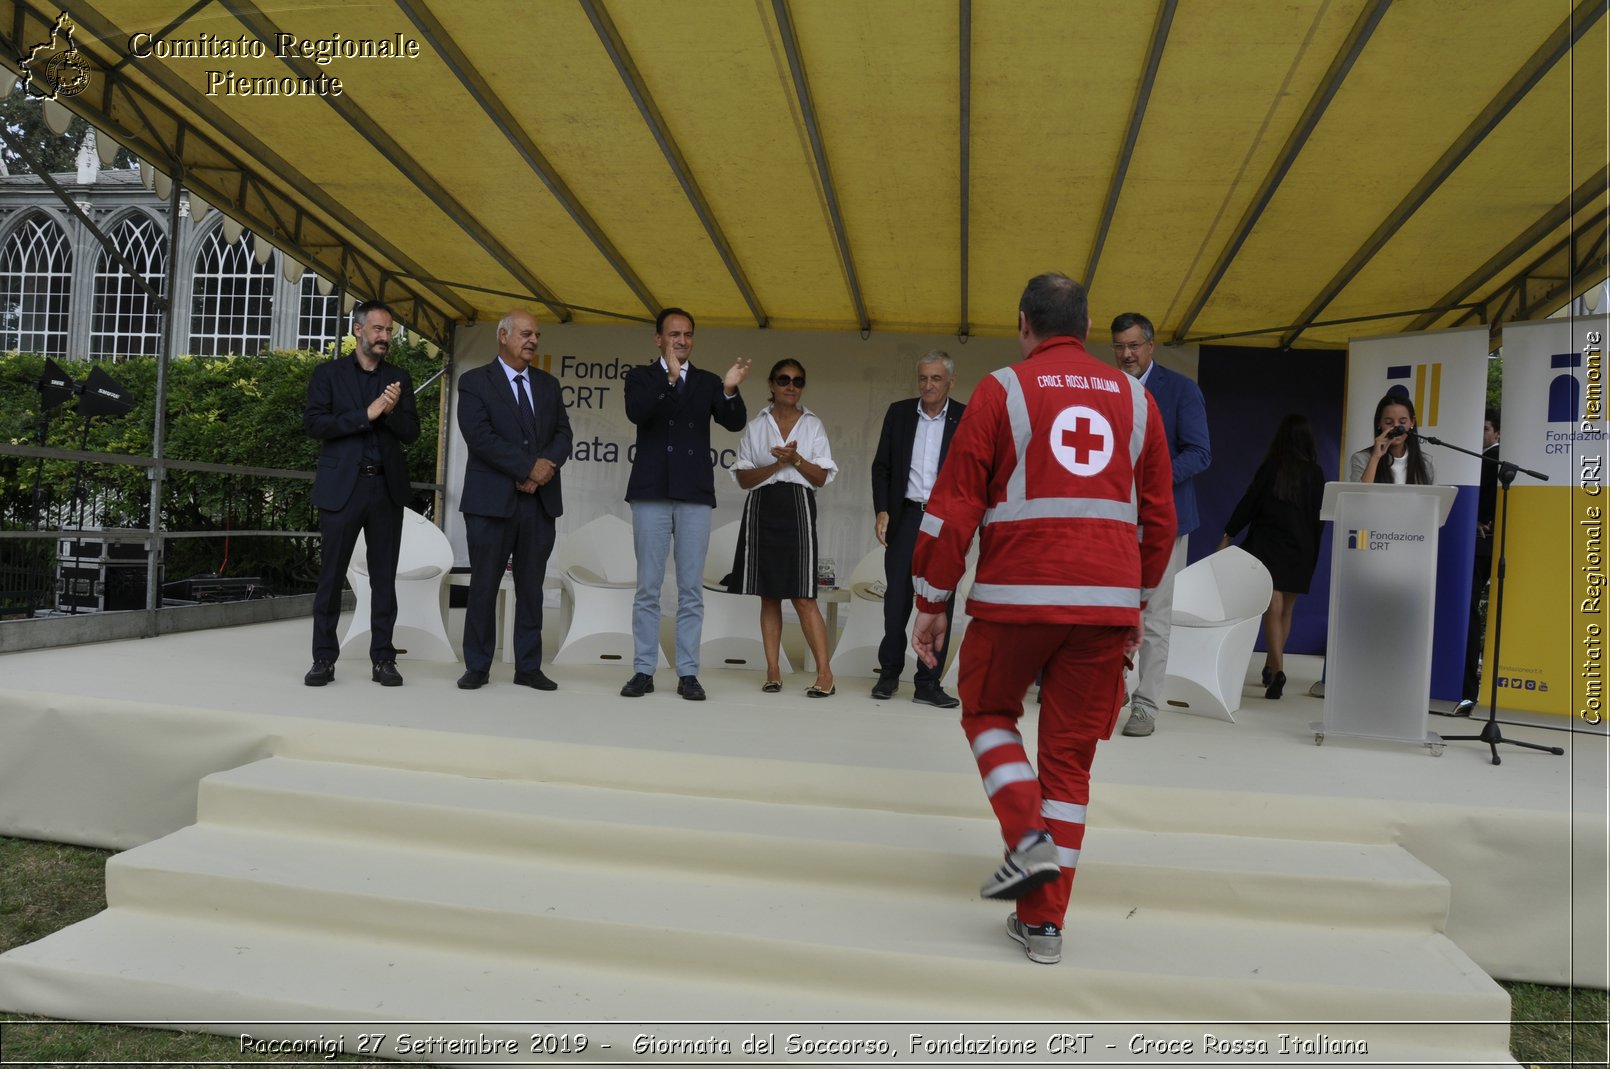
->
xmin=303 ymin=300 xmax=420 ymax=687
xmin=454 ymin=309 xmax=572 ymax=692
xmin=870 ymin=351 xmax=965 ymax=706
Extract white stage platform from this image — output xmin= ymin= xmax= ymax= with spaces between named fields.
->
xmin=0 ymin=613 xmax=1604 ymax=1064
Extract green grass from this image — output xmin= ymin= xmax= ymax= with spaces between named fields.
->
xmin=0 ymin=835 xmax=1605 ymax=1066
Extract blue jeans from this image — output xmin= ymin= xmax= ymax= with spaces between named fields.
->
xmin=631 ymin=500 xmax=711 ymax=676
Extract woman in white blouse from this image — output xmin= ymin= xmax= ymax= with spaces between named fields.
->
xmin=1348 ymin=392 xmax=1436 ymax=484
xmin=730 ymin=359 xmax=838 ymax=696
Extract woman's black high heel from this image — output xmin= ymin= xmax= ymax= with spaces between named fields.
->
xmin=1261 ymin=665 xmax=1273 ymax=687
xmin=1265 ymin=670 xmax=1286 ymax=700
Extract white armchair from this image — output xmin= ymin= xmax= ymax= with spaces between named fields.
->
xmin=697 ymin=520 xmax=789 ymax=673
xmin=829 ymin=547 xmax=916 ymax=680
xmin=552 ymin=514 xmax=665 ymax=668
xmin=341 ymin=508 xmax=456 ymax=661
xmin=1160 ymin=545 xmax=1274 ymax=720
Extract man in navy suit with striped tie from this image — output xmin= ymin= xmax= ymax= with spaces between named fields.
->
xmin=455 ymin=309 xmax=572 ymax=692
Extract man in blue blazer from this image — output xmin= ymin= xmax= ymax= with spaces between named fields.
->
xmin=1110 ymin=312 xmax=1211 ymax=737
xmin=870 ymin=351 xmax=966 ymax=706
xmin=455 ymin=309 xmax=572 ymax=692
xmin=303 ymin=300 xmax=420 ymax=687
xmin=619 ymin=307 xmax=750 ymax=701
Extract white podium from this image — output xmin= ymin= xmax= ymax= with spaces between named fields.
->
xmin=1314 ymin=482 xmax=1456 ymax=753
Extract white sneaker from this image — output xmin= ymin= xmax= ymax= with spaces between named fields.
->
xmin=1121 ymin=706 xmax=1155 ymax=737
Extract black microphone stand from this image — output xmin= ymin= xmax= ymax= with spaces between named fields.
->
xmin=1416 ymin=432 xmax=1562 ymax=764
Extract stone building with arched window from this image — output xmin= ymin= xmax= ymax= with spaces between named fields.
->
xmin=0 ymin=138 xmax=344 ymax=361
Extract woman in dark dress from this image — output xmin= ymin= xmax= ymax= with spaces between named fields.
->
xmin=730 ymin=359 xmax=838 ymax=696
xmin=1218 ymin=413 xmax=1324 ymax=699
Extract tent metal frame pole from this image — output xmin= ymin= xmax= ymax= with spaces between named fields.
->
xmin=22 ymin=1 xmax=469 ymax=343
xmin=1278 ymin=0 xmax=1605 ymax=349
xmin=397 ymin=0 xmax=661 ymax=320
xmin=145 ymin=144 xmax=184 ymax=624
xmin=957 ymin=0 xmax=971 ymax=339
xmin=1084 ymin=0 xmax=1175 ymax=296
xmin=1407 ymin=166 xmax=1610 ymax=333
xmin=218 ymin=0 xmax=575 ymax=324
xmin=580 ymin=0 xmax=769 ymax=329
xmin=771 ymin=0 xmax=871 ymax=335
xmin=1169 ymin=0 xmax=1391 ymax=345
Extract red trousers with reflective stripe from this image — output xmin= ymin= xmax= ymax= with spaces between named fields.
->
xmin=958 ymin=619 xmax=1129 ymax=928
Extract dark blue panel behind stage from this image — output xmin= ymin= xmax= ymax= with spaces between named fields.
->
xmin=1194 ymin=346 xmax=1346 ymax=657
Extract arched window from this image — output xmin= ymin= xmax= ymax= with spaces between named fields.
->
xmin=297 ymin=274 xmax=342 ymax=352
xmin=0 ymin=213 xmax=73 ymax=356
xmin=188 ymin=226 xmax=273 ymax=356
xmin=90 ymin=214 xmax=168 ymax=359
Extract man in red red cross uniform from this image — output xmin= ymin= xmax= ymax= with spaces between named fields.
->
xmin=912 ymin=273 xmax=1176 ymax=965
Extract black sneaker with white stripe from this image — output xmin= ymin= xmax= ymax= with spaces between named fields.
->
xmin=979 ymin=831 xmax=1061 ymax=899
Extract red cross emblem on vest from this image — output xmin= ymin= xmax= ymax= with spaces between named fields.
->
xmin=1049 ymin=405 xmax=1114 ymax=476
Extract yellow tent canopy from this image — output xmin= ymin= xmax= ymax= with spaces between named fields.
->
xmin=9 ymin=0 xmax=1605 ymax=348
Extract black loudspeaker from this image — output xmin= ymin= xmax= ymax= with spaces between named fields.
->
xmin=79 ymin=365 xmax=134 ymax=419
xmin=36 ymin=357 xmax=77 ymax=410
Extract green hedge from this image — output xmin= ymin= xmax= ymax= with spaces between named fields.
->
xmin=0 ymin=341 xmax=443 ymax=595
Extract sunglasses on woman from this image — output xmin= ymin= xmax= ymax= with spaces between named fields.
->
xmin=773 ymin=375 xmax=805 ymax=388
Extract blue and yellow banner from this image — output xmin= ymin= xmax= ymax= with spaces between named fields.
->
xmin=1494 ymin=318 xmax=1608 ymax=719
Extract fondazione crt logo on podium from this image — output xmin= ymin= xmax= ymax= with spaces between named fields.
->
xmin=1346 ymin=528 xmax=1426 ymax=552
xmin=20 ymin=13 xmax=90 ymax=100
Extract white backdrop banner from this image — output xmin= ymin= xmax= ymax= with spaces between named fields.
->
xmin=1346 ymin=326 xmax=1490 ymax=700
xmin=440 ymin=321 xmax=1021 ymax=584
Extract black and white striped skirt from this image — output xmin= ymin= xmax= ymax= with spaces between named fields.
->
xmin=730 ymin=482 xmax=819 ymax=599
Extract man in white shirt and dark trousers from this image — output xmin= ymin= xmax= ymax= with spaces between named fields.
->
xmin=869 ymin=352 xmax=966 ymax=707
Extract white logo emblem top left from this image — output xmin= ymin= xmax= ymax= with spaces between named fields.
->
xmin=1049 ymin=405 xmax=1114 ymax=477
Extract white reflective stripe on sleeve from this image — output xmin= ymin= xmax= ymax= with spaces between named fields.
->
xmin=913 ymin=576 xmax=952 ymax=602
xmin=992 ymin=367 xmax=1032 ymax=507
xmin=1127 ymin=374 xmax=1148 ymax=465
xmin=971 ymin=583 xmax=1141 ymax=608
xmin=982 ymin=761 xmax=1038 ymax=797
xmin=971 ymin=727 xmax=1024 ymax=758
xmin=1056 ymin=845 xmax=1082 ymax=868
xmin=1041 ymin=799 xmax=1089 ymax=824
xmin=983 ymin=496 xmax=1137 ymax=524
xmin=919 ymin=511 xmax=944 ymax=538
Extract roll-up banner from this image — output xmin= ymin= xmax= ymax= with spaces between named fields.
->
xmin=1492 ymin=316 xmax=1607 ymax=719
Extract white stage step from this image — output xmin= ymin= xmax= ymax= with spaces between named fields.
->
xmin=0 ymin=757 xmax=1514 ymax=1064
xmin=196 ymin=757 xmax=1454 ymax=933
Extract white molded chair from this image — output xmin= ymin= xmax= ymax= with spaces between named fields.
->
xmin=341 ymin=508 xmax=456 ymax=660
xmin=698 ymin=520 xmax=790 ymax=673
xmin=1160 ymin=545 xmax=1274 ymax=720
xmin=829 ymin=547 xmax=918 ymax=680
xmin=553 ymin=514 xmax=665 ymax=667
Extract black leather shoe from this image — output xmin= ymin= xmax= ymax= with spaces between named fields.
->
xmin=304 ymin=660 xmax=334 ymax=687
xmin=371 ymin=661 xmax=403 ymax=687
xmin=912 ymin=684 xmax=960 ymax=709
xmin=676 ymin=675 xmax=706 ymax=701
xmin=870 ymin=675 xmax=898 ymax=700
xmin=457 ymin=669 xmax=490 ymax=690
xmin=513 ymin=668 xmax=557 ymax=691
xmin=1265 ymin=671 xmax=1286 ymax=700
xmin=620 ymin=672 xmax=655 ymax=697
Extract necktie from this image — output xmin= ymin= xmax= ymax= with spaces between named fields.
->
xmin=514 ymin=373 xmax=538 ymax=437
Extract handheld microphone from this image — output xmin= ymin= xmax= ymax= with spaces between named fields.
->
xmin=1386 ymin=426 xmax=1407 ymax=439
